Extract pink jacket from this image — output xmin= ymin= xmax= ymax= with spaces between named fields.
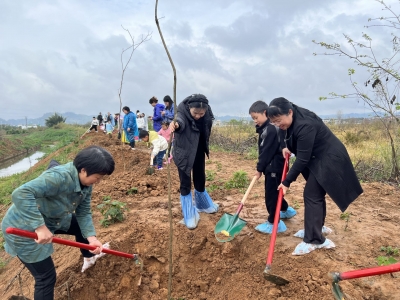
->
xmin=158 ymin=128 xmax=172 ymax=141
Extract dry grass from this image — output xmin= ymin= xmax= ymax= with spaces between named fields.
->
xmin=211 ymin=119 xmax=400 ymax=182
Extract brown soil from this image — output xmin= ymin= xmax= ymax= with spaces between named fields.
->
xmin=1 ymin=133 xmax=400 ymax=299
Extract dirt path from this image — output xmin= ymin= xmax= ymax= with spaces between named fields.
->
xmin=1 ymin=133 xmax=399 ymax=299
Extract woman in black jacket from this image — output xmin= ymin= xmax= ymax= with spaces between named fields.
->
xmin=169 ymin=94 xmax=219 ymax=229
xmin=268 ymin=97 xmax=363 ymax=255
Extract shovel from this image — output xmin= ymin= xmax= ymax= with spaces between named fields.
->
xmin=214 ymin=176 xmax=257 ymax=242
xmin=5 ymin=227 xmax=142 ymax=267
xmin=263 ymin=153 xmax=290 ymax=285
xmin=329 ymin=263 xmax=400 ymax=300
xmin=146 ymin=155 xmax=155 ymax=175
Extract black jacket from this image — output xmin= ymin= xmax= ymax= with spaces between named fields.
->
xmin=281 ymin=104 xmax=363 ymax=212
xmin=172 ymin=96 xmax=214 ymax=176
xmin=256 ymin=120 xmax=284 ymax=174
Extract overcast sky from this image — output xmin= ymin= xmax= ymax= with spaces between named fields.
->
xmin=1 ymin=0 xmax=399 ymax=120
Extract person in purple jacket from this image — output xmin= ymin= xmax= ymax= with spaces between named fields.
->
xmin=149 ymin=96 xmax=165 ymax=132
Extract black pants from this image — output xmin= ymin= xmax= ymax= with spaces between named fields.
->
xmin=302 ymin=168 xmax=327 ymax=244
xmin=178 ymin=147 xmax=206 ymax=196
xmin=19 ymin=214 xmax=94 ymax=300
xmin=265 ymin=172 xmax=289 ymax=223
xmin=89 ymin=125 xmax=97 ymax=132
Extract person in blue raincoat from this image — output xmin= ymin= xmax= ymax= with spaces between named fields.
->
xmin=122 ymin=106 xmax=139 ymax=150
xmin=149 ymin=96 xmax=165 ymax=132
xmin=169 ymin=94 xmax=219 ymax=229
xmin=1 ymin=146 xmax=115 ymax=300
xmin=161 ymin=95 xmax=174 ymax=123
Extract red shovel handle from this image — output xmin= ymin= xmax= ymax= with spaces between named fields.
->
xmin=332 ymin=263 xmax=400 ymax=282
xmin=6 ymin=227 xmax=137 ymax=260
xmin=265 ymin=153 xmax=290 ymax=267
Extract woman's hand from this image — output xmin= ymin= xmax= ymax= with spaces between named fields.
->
xmin=35 ymin=225 xmax=53 ymax=244
xmin=127 ymin=128 xmax=130 ymax=132
xmin=277 ymin=183 xmax=289 ymax=195
xmin=87 ymin=236 xmax=103 ymax=255
xmin=282 ymin=147 xmax=291 ymax=158
xmin=254 ymin=171 xmax=262 ymax=180
xmin=161 ymin=111 xmax=165 ymax=116
xmin=169 ymin=121 xmax=179 ymax=132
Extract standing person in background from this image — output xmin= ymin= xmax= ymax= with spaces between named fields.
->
xmin=142 ymin=113 xmax=149 ymax=131
xmin=97 ymin=112 xmax=103 ymax=126
xmin=1 ymin=146 xmax=115 ymax=300
xmin=114 ymin=113 xmax=119 ymax=127
xmin=161 ymin=95 xmax=174 ymax=123
xmin=137 ymin=114 xmax=145 ymax=133
xmin=267 ymin=97 xmax=363 ymax=255
xmin=106 ymin=112 xmax=112 ymax=123
xmin=169 ymin=94 xmax=219 ymax=229
xmin=122 ymin=106 xmax=139 ymax=150
xmin=149 ymin=96 xmax=165 ymax=132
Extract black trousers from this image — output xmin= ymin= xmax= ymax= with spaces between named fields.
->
xmin=19 ymin=214 xmax=94 ymax=300
xmin=265 ymin=172 xmax=289 ymax=223
xmin=178 ymin=147 xmax=206 ymax=196
xmin=89 ymin=125 xmax=97 ymax=131
xmin=302 ymin=168 xmax=327 ymax=244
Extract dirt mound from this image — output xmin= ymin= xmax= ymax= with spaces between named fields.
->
xmin=1 ymin=133 xmax=399 ymax=299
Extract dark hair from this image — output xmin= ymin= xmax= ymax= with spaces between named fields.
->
xmin=73 ymin=146 xmax=115 ymax=176
xmin=188 ymin=102 xmax=208 ymax=110
xmin=268 ymin=97 xmax=293 ymax=119
xmin=163 ymin=95 xmax=173 ymax=105
xmin=93 ymin=116 xmax=96 ymax=118
xmin=122 ymin=106 xmax=130 ymax=112
xmin=149 ymin=96 xmax=158 ymax=104
xmin=161 ymin=121 xmax=170 ymax=126
xmin=139 ymin=130 xmax=149 ymax=139
xmin=142 ymin=113 xmax=145 ymax=117
xmin=248 ymin=100 xmax=268 ymax=115
xmin=136 ymin=110 xmax=140 ymax=113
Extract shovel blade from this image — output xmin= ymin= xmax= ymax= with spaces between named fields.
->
xmin=263 ymin=265 xmax=290 ymax=286
xmin=331 ymin=282 xmax=345 ymax=300
xmin=214 ymin=213 xmax=247 ymax=243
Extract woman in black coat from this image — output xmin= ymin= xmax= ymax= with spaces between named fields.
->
xmin=268 ymin=97 xmax=363 ymax=255
xmin=169 ymin=94 xmax=219 ymax=229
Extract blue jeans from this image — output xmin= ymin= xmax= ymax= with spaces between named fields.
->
xmin=156 ymin=150 xmax=166 ymax=168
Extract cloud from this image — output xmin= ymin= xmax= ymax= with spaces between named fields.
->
xmin=1 ymin=0 xmax=398 ymax=120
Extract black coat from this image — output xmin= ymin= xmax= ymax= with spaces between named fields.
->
xmin=281 ymin=104 xmax=363 ymax=212
xmin=172 ymin=97 xmax=214 ymax=176
xmin=256 ymin=120 xmax=284 ymax=174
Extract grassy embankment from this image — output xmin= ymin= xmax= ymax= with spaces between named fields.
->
xmin=0 ymin=124 xmax=87 ymax=206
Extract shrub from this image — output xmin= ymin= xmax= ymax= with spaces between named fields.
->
xmin=97 ymin=196 xmax=127 ymax=227
xmin=225 ymin=170 xmax=249 ymax=189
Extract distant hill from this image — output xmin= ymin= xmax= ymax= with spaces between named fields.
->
xmin=0 ymin=111 xmax=389 ymax=127
xmin=0 ymin=112 xmax=94 ymax=126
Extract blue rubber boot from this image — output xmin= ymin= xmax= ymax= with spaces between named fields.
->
xmin=194 ymin=189 xmax=219 ymax=213
xmin=280 ymin=206 xmax=297 ymax=219
xmin=255 ymin=220 xmax=287 ymax=234
xmin=180 ymin=194 xmax=200 ymax=229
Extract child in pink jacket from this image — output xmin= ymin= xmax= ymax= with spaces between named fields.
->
xmin=158 ymin=121 xmax=173 ymax=164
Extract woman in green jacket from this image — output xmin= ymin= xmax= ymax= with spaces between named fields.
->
xmin=1 ymin=145 xmax=115 ymax=300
